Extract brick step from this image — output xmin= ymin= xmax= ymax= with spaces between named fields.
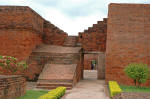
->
xmin=64 ymin=39 xmax=76 ymax=41
xmin=64 ymin=42 xmax=76 ymax=44
xmin=63 ymin=36 xmax=77 ymax=47
xmin=64 ymin=44 xmax=76 ymax=47
xmin=36 ymin=79 xmax=73 ymax=90
xmin=36 ymin=85 xmax=72 ymax=90
xmin=38 ymin=79 xmax=73 ymax=83
xmin=38 ymin=64 xmax=76 ymax=81
xmin=37 ymin=83 xmax=72 ymax=87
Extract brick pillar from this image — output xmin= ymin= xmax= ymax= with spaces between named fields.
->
xmin=97 ymin=52 xmax=105 ymax=79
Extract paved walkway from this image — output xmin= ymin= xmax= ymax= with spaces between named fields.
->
xmin=61 ymin=70 xmax=110 ymax=99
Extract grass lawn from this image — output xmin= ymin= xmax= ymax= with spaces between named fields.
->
xmin=120 ymin=85 xmax=150 ymax=93
xmin=16 ymin=90 xmax=48 ymax=99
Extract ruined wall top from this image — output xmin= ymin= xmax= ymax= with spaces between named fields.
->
xmin=0 ymin=6 xmax=45 ymax=33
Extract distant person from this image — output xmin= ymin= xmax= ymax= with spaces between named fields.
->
xmin=91 ymin=63 xmax=94 ymax=70
xmin=91 ymin=60 xmax=96 ymax=70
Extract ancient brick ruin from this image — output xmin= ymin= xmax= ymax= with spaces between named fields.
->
xmin=78 ymin=18 xmax=107 ymax=70
xmin=0 ymin=3 xmax=150 ymax=91
xmin=0 ymin=6 xmax=84 ymax=90
xmin=106 ymin=3 xmax=150 ymax=86
xmin=78 ymin=18 xmax=107 ymax=52
xmin=0 ymin=75 xmax=26 ymax=99
xmin=0 ymin=6 xmax=67 ymax=61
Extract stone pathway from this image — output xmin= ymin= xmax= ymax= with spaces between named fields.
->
xmin=26 ymin=71 xmax=110 ymax=99
xmin=61 ymin=70 xmax=110 ymax=99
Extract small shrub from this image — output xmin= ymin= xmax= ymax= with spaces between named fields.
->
xmin=0 ymin=55 xmax=27 ymax=74
xmin=124 ymin=63 xmax=150 ymax=86
xmin=109 ymin=81 xmax=122 ymax=97
xmin=38 ymin=86 xmax=66 ymax=99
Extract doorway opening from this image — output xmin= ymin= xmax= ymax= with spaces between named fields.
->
xmin=83 ymin=52 xmax=105 ymax=80
xmin=83 ymin=53 xmax=98 ymax=80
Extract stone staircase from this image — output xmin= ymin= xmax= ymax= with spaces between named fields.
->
xmin=63 ymin=36 xmax=77 ymax=47
xmin=37 ymin=64 xmax=77 ymax=90
xmin=34 ymin=45 xmax=82 ymax=90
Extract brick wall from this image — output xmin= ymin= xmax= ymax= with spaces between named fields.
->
xmin=0 ymin=6 xmax=44 ymax=33
xmin=78 ymin=18 xmax=107 ymax=52
xmin=0 ymin=75 xmax=26 ymax=99
xmin=106 ymin=3 xmax=150 ymax=86
xmin=0 ymin=6 xmax=44 ymax=61
xmin=0 ymin=6 xmax=70 ymax=80
xmin=0 ymin=30 xmax=42 ymax=61
xmin=43 ymin=20 xmax=68 ymax=45
xmin=84 ymin=54 xmax=98 ymax=70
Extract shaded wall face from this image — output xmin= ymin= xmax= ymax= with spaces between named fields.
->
xmin=80 ymin=33 xmax=106 ymax=52
xmin=43 ymin=21 xmax=68 ymax=46
xmin=106 ymin=4 xmax=150 ymax=86
xmin=78 ymin=19 xmax=107 ymax=52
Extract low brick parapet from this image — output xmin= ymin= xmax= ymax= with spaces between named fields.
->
xmin=0 ymin=75 xmax=26 ymax=99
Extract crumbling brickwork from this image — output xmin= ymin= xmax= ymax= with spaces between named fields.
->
xmin=43 ymin=20 xmax=67 ymax=45
xmin=0 ymin=6 xmax=68 ymax=80
xmin=106 ymin=3 xmax=150 ymax=86
xmin=78 ymin=18 xmax=107 ymax=52
xmin=0 ymin=6 xmax=44 ymax=33
xmin=0 ymin=75 xmax=26 ymax=99
xmin=0 ymin=30 xmax=42 ymax=61
xmin=0 ymin=6 xmax=44 ymax=60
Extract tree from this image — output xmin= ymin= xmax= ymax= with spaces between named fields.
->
xmin=124 ymin=63 xmax=150 ymax=86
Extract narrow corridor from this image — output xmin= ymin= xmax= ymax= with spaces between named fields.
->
xmin=61 ymin=70 xmax=110 ymax=99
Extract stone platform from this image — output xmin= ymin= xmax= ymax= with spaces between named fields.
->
xmin=35 ymin=45 xmax=82 ymax=90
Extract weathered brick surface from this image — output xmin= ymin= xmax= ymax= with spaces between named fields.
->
xmin=0 ymin=6 xmax=44 ymax=33
xmin=0 ymin=6 xmax=69 ymax=80
xmin=63 ymin=36 xmax=77 ymax=47
xmin=113 ymin=92 xmax=150 ymax=99
xmin=43 ymin=20 xmax=67 ymax=45
xmin=35 ymin=45 xmax=83 ymax=89
xmin=0 ymin=30 xmax=42 ymax=61
xmin=78 ymin=18 xmax=107 ymax=52
xmin=0 ymin=75 xmax=26 ymax=99
xmin=106 ymin=3 xmax=150 ymax=86
xmin=26 ymin=45 xmax=82 ymax=80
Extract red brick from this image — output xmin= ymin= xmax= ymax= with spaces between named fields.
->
xmin=78 ymin=18 xmax=107 ymax=52
xmin=106 ymin=3 xmax=150 ymax=86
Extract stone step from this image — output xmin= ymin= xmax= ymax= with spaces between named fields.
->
xmin=63 ymin=36 xmax=77 ymax=47
xmin=37 ymin=82 xmax=72 ymax=87
xmin=38 ymin=79 xmax=73 ymax=83
xmin=38 ymin=64 xmax=77 ymax=81
xmin=36 ymin=85 xmax=72 ymax=90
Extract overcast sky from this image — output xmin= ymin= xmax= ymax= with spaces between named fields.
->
xmin=0 ymin=0 xmax=149 ymax=35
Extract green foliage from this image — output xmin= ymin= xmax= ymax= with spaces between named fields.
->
xmin=120 ymin=85 xmax=150 ymax=92
xmin=109 ymin=81 xmax=122 ymax=97
xmin=0 ymin=55 xmax=28 ymax=74
xmin=16 ymin=90 xmax=48 ymax=99
xmin=38 ymin=86 xmax=66 ymax=99
xmin=124 ymin=63 xmax=150 ymax=86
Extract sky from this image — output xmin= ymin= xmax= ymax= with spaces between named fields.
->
xmin=0 ymin=0 xmax=150 ymax=35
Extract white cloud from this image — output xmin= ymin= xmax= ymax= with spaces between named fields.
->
xmin=0 ymin=0 xmax=150 ymax=35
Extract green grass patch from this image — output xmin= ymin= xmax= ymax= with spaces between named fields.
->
xmin=16 ymin=90 xmax=48 ymax=99
xmin=120 ymin=85 xmax=150 ymax=93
